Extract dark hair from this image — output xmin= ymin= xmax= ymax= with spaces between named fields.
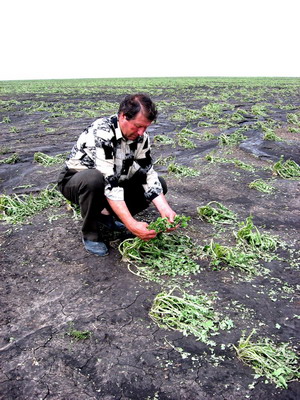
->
xmin=118 ymin=93 xmax=158 ymax=122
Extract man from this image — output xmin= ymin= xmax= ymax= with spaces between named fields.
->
xmin=58 ymin=93 xmax=177 ymax=256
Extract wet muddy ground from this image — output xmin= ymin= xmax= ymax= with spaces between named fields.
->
xmin=0 ymin=78 xmax=299 ymax=399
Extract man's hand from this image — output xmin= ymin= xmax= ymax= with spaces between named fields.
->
xmin=152 ymin=194 xmax=177 ymax=231
xmin=128 ymin=221 xmax=157 ymax=241
xmin=107 ymin=198 xmax=157 ymax=241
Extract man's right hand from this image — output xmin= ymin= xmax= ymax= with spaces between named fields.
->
xmin=106 ymin=198 xmax=157 ymax=241
xmin=128 ymin=220 xmax=157 ymax=241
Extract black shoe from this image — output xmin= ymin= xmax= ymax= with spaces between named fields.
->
xmin=82 ymin=238 xmax=109 ymax=256
xmin=99 ymin=215 xmax=126 ymax=232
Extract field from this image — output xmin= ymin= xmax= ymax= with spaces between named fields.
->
xmin=0 ymin=77 xmax=299 ymax=400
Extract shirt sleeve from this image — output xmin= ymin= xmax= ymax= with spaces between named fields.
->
xmin=92 ymin=125 xmax=126 ymax=202
xmin=135 ymin=134 xmax=163 ymax=202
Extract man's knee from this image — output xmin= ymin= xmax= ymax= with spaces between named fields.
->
xmin=79 ymin=169 xmax=105 ymax=192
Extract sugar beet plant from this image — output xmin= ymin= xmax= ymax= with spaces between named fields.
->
xmin=234 ymin=330 xmax=300 ymax=389
xmin=119 ymin=215 xmax=200 ymax=281
xmin=197 ymin=201 xmax=237 ymax=225
xmin=235 ymin=216 xmax=280 ymax=259
xmin=248 ymin=179 xmax=275 ymax=194
xmin=33 ymin=151 xmax=67 ymax=166
xmin=0 ymin=185 xmax=65 ymax=224
xmin=167 ymin=162 xmax=200 ymax=177
xmin=272 ymin=156 xmax=300 ymax=179
xmin=149 ymin=287 xmax=233 ymax=345
xmin=202 ymin=240 xmax=259 ymax=275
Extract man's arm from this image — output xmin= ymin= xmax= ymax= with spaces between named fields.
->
xmin=107 ymin=198 xmax=157 ymax=241
xmin=152 ymin=193 xmax=177 ymax=223
xmin=107 ymin=192 xmax=177 ymax=240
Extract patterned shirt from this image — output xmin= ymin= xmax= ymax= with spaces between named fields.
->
xmin=66 ymin=114 xmax=163 ymax=202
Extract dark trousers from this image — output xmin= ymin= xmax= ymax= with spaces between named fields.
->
xmin=57 ymin=168 xmax=167 ymax=241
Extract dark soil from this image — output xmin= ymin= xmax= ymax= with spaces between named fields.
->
xmin=0 ymin=78 xmax=299 ymax=400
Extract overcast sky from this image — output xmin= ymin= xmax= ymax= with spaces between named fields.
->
xmin=1 ymin=0 xmax=299 ymax=81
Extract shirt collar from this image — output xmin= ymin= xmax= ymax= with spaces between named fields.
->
xmin=111 ymin=114 xmax=123 ymax=141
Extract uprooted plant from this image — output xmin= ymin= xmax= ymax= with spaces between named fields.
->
xmin=201 ymin=240 xmax=260 ymax=275
xmin=167 ymin=162 xmax=200 ymax=177
xmin=0 ymin=185 xmax=65 ymax=224
xmin=248 ymin=179 xmax=275 ymax=193
xmin=119 ymin=215 xmax=200 ymax=281
xmin=272 ymin=156 xmax=300 ymax=179
xmin=149 ymin=287 xmax=233 ymax=345
xmin=234 ymin=330 xmax=300 ymax=389
xmin=235 ymin=216 xmax=281 ymax=260
xmin=197 ymin=201 xmax=237 ymax=225
xmin=33 ymin=151 xmax=67 ymax=166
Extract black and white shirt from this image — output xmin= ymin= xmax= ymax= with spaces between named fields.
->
xmin=66 ymin=115 xmax=163 ymax=202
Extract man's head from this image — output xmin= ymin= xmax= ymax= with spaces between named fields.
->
xmin=118 ymin=94 xmax=157 ymax=141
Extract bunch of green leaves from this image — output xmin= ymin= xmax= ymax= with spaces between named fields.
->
xmin=234 ymin=330 xmax=300 ymax=389
xmin=263 ymin=128 xmax=282 ymax=141
xmin=177 ymin=135 xmax=196 ymax=149
xmin=153 ymin=135 xmax=175 ymax=146
xmin=205 ymin=153 xmax=256 ymax=172
xmin=249 ymin=179 xmax=275 ymax=193
xmin=202 ymin=240 xmax=259 ymax=275
xmin=66 ymin=323 xmax=92 ymax=341
xmin=0 ymin=153 xmax=20 ymax=164
xmin=197 ymin=201 xmax=237 ymax=225
xmin=178 ymin=127 xmax=201 ymax=137
xmin=272 ymin=156 xmax=300 ymax=179
xmin=119 ymin=233 xmax=200 ymax=281
xmin=200 ymin=103 xmax=224 ymax=120
xmin=219 ymin=130 xmax=247 ymax=146
xmin=33 ymin=152 xmax=67 ymax=166
xmin=287 ymin=113 xmax=300 ymax=126
xmin=149 ymin=287 xmax=233 ymax=344
xmin=119 ymin=217 xmax=200 ymax=281
xmin=147 ymin=215 xmax=190 ymax=232
xmin=0 ymin=185 xmax=65 ymax=224
xmin=176 ymin=128 xmax=200 ymax=148
xmin=251 ymin=104 xmax=268 ymax=116
xmin=154 ymin=155 xmax=175 ymax=166
xmin=235 ymin=216 xmax=280 ymax=257
xmin=168 ymin=162 xmax=200 ymax=177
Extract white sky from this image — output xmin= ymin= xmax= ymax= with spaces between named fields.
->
xmin=1 ymin=0 xmax=299 ymax=81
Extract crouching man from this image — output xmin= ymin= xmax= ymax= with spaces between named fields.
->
xmin=58 ymin=93 xmax=177 ymax=256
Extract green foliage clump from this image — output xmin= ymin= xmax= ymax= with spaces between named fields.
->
xmin=119 ymin=216 xmax=200 ymax=281
xmin=34 ymin=152 xmax=67 ymax=166
xmin=0 ymin=185 xmax=65 ymax=224
xmin=263 ymin=128 xmax=282 ymax=141
xmin=197 ymin=201 xmax=237 ymax=225
xmin=149 ymin=287 xmax=233 ymax=344
xmin=153 ymin=135 xmax=175 ymax=146
xmin=202 ymin=240 xmax=258 ymax=275
xmin=168 ymin=162 xmax=200 ymax=177
xmin=236 ymin=216 xmax=280 ymax=256
xmin=0 ymin=153 xmax=20 ymax=164
xmin=272 ymin=156 xmax=300 ymax=179
xmin=219 ymin=130 xmax=247 ymax=146
xmin=148 ymin=215 xmax=190 ymax=232
xmin=234 ymin=330 xmax=300 ymax=389
xmin=249 ymin=179 xmax=275 ymax=193
xmin=287 ymin=113 xmax=300 ymax=126
xmin=205 ymin=153 xmax=256 ymax=172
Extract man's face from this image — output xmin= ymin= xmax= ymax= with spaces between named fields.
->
xmin=119 ymin=112 xmax=152 ymax=141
